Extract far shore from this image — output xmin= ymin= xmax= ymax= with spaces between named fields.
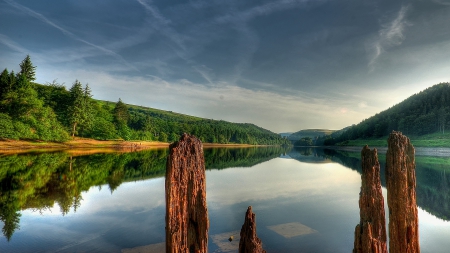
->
xmin=296 ymin=145 xmax=450 ymax=157
xmin=0 ymin=138 xmax=270 ymax=154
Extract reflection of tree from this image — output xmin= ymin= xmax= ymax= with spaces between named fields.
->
xmin=108 ymin=171 xmax=125 ymax=193
xmin=318 ymin=148 xmax=450 ymax=221
xmin=0 ymin=146 xmax=288 ymax=241
xmin=299 ymin=148 xmax=313 ymax=156
xmin=0 ymin=149 xmax=171 ymax=240
xmin=0 ymin=193 xmax=21 ymax=242
xmin=204 ymin=146 xmax=288 ymax=170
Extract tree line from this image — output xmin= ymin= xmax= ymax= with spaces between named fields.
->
xmin=0 ymin=56 xmax=290 ymax=145
xmin=317 ymin=83 xmax=450 ymax=145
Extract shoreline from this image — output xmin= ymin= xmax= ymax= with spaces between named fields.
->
xmin=0 ymin=139 xmax=272 ymax=154
xmin=315 ymin=145 xmax=450 ymax=157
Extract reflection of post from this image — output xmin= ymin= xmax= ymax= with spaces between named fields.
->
xmin=386 ymin=131 xmax=420 ymax=253
xmin=239 ymin=206 xmax=266 ymax=253
xmin=353 ymin=146 xmax=387 ymax=253
xmin=165 ymin=133 xmax=209 ymax=253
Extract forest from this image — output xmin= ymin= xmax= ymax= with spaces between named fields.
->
xmin=318 ymin=83 xmax=450 ymax=145
xmin=0 ymin=56 xmax=290 ymax=146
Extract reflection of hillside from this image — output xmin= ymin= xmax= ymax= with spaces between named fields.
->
xmin=0 ymin=146 xmax=287 ymax=241
xmin=0 ymin=149 xmax=169 ymax=241
xmin=204 ymin=146 xmax=287 ymax=169
xmin=287 ymin=147 xmax=334 ymax=164
xmin=319 ymin=148 xmax=450 ymax=221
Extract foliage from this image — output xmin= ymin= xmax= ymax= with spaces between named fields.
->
xmin=0 ymin=56 xmax=290 ymax=145
xmin=294 ymin=137 xmax=313 ymax=146
xmin=288 ymin=129 xmax=337 ymax=142
xmin=19 ymin=55 xmax=36 ymax=81
xmin=67 ymin=81 xmax=94 ymax=137
xmin=320 ymin=83 xmax=450 ymax=145
xmin=0 ymin=60 xmax=69 ymax=142
xmin=113 ymin=98 xmax=130 ymax=124
xmin=0 ymin=113 xmax=15 ymax=139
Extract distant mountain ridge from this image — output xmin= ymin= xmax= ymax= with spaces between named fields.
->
xmin=324 ymin=83 xmax=450 ymax=145
xmin=288 ymin=129 xmax=338 ymax=141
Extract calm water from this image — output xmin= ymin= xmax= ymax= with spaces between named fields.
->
xmin=1 ymin=147 xmax=450 ymax=252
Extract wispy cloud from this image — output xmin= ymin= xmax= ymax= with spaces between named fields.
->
xmin=368 ymin=5 xmax=410 ymax=68
xmin=136 ymin=0 xmax=220 ymax=83
xmin=212 ymin=0 xmax=314 ymax=84
xmin=431 ymin=0 xmax=450 ymax=5
xmin=192 ymin=65 xmax=215 ymax=85
xmin=216 ymin=0 xmax=310 ymax=24
xmin=3 ymin=0 xmax=138 ymax=71
xmin=0 ymin=33 xmax=28 ymax=54
xmin=136 ymin=0 xmax=186 ymax=52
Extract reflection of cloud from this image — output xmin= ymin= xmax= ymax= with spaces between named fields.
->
xmin=23 ymin=178 xmax=166 ymax=217
xmin=368 ymin=5 xmax=410 ymax=68
xmin=206 ymin=158 xmax=361 ymax=208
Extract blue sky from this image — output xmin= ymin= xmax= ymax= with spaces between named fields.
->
xmin=1 ymin=0 xmax=450 ymax=133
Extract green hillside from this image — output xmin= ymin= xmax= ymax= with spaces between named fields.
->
xmin=288 ymin=129 xmax=337 ymax=141
xmin=322 ymin=83 xmax=450 ymax=146
xmin=0 ymin=56 xmax=290 ymax=146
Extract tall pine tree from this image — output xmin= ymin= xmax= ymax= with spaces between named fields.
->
xmin=68 ymin=80 xmax=93 ymax=138
xmin=19 ymin=55 xmax=36 ymax=82
xmin=113 ymin=98 xmax=130 ymax=124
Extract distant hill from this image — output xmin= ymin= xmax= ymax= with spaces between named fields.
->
xmin=324 ymin=83 xmax=450 ymax=145
xmin=288 ymin=129 xmax=338 ymax=141
xmin=279 ymin=132 xmax=293 ymax=138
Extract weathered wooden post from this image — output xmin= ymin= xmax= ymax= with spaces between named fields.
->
xmin=165 ymin=133 xmax=209 ymax=253
xmin=353 ymin=145 xmax=387 ymax=253
xmin=239 ymin=206 xmax=266 ymax=253
xmin=386 ymin=131 xmax=420 ymax=253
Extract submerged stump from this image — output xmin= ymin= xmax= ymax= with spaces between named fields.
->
xmin=239 ymin=206 xmax=266 ymax=253
xmin=165 ymin=133 xmax=209 ymax=253
xmin=353 ymin=146 xmax=387 ymax=253
xmin=386 ymin=131 xmax=420 ymax=253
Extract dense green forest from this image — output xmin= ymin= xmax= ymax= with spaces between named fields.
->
xmin=318 ymin=83 xmax=450 ymax=145
xmin=0 ymin=146 xmax=286 ymax=240
xmin=0 ymin=56 xmax=289 ymax=145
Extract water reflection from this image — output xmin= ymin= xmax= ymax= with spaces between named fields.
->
xmin=1 ymin=146 xmax=450 ymax=252
xmin=0 ymin=147 xmax=287 ymax=241
xmin=290 ymin=147 xmax=450 ymax=221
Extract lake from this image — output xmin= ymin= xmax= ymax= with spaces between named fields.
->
xmin=1 ymin=146 xmax=450 ymax=252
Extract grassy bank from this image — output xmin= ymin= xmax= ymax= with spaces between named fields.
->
xmin=336 ymin=132 xmax=450 ymax=148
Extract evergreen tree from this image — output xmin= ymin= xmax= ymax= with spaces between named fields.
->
xmin=0 ymin=74 xmax=42 ymax=118
xmin=0 ymin=68 xmax=9 ymax=101
xmin=68 ymin=81 xmax=93 ymax=138
xmin=19 ymin=55 xmax=36 ymax=81
xmin=113 ymin=98 xmax=130 ymax=124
